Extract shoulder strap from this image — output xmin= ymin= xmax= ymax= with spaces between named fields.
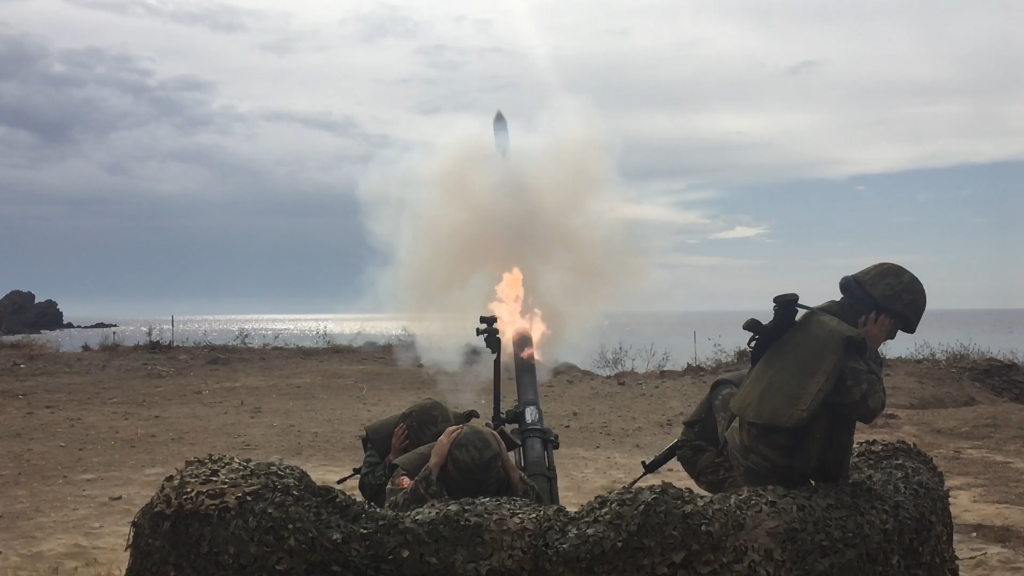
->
xmin=730 ymin=310 xmax=864 ymax=428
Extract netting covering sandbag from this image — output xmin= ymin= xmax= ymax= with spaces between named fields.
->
xmin=125 ymin=440 xmax=958 ymax=576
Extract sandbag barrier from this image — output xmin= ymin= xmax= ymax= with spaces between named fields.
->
xmin=125 ymin=440 xmax=958 ymax=576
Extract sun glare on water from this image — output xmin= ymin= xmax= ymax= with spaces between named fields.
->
xmin=487 ymin=267 xmax=549 ymax=360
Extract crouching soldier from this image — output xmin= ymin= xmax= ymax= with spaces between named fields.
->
xmin=675 ymin=369 xmax=748 ymax=494
xmin=384 ymin=424 xmax=545 ymax=512
xmin=674 ymin=262 xmax=926 ymax=492
xmin=358 ymin=398 xmax=480 ymax=507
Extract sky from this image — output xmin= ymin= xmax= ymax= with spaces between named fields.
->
xmin=0 ymin=0 xmax=1022 ymax=317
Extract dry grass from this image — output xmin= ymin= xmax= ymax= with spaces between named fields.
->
xmin=0 ymin=336 xmax=58 ymax=354
xmin=0 ymin=562 xmax=122 ymax=576
xmin=590 ymin=337 xmax=1021 ymax=378
xmin=590 ymin=338 xmax=751 ymax=377
xmin=896 ymin=340 xmax=1023 ymax=364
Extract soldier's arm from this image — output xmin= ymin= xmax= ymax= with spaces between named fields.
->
xmin=826 ymin=346 xmax=886 ymax=424
xmin=383 ymin=465 xmax=448 ymax=512
xmin=357 ymin=448 xmax=396 ymax=505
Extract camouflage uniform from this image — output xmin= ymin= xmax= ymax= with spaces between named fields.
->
xmin=357 ymin=449 xmax=398 ymax=508
xmin=675 ymin=371 xmax=747 ymax=494
xmin=724 ymin=312 xmax=887 ymax=488
xmin=725 ymin=263 xmax=925 ymax=489
xmin=678 ymin=263 xmax=926 ymax=492
xmin=357 ymin=399 xmax=462 ymax=507
xmin=384 ymin=424 xmax=545 ymax=512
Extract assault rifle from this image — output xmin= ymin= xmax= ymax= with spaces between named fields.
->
xmin=477 ymin=315 xmax=561 ymax=506
xmin=742 ymin=293 xmax=811 ymax=368
xmin=626 ymin=439 xmax=681 ymax=488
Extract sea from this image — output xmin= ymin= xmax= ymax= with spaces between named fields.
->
xmin=8 ymin=309 xmax=1022 ymax=368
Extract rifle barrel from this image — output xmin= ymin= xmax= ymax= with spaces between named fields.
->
xmin=336 ymin=466 xmax=361 ymax=485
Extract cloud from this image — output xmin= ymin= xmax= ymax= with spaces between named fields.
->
xmin=0 ymin=26 xmax=386 ymax=201
xmin=62 ymin=0 xmax=267 ymax=33
xmin=0 ymin=28 xmax=237 ymax=150
xmin=258 ymin=109 xmax=390 ymax=144
xmin=606 ymin=200 xmax=710 ymax=226
xmin=0 ymin=0 xmax=1021 ymax=315
xmin=819 ymin=254 xmax=928 ymax=268
xmin=709 ymin=225 xmax=770 ymax=239
xmin=654 ymin=254 xmax=760 ymax=267
xmin=9 ymin=0 xmax=1021 ymax=190
xmin=257 ymin=30 xmax=329 ymax=56
xmin=339 ymin=3 xmax=426 ymax=44
xmin=785 ymin=60 xmax=822 ymax=76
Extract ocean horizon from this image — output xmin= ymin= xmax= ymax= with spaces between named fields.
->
xmin=7 ymin=308 xmax=1021 ymax=368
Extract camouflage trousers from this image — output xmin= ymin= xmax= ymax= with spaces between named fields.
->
xmin=675 ymin=383 xmax=744 ymax=495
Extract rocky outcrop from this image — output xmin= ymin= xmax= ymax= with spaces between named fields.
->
xmin=0 ymin=290 xmax=65 ymax=334
xmin=0 ymin=290 xmax=117 ymax=335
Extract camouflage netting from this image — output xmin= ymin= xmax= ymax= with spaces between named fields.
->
xmin=125 ymin=440 xmax=957 ymax=576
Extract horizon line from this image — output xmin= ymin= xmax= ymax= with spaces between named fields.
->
xmin=63 ymin=307 xmax=1024 ymax=319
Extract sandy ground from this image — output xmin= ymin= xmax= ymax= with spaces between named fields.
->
xmin=2 ymin=344 xmax=1024 ymax=575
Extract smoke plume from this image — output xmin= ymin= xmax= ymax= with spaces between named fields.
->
xmin=354 ymin=99 xmax=650 ymax=375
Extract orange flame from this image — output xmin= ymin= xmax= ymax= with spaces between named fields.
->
xmin=487 ymin=267 xmax=549 ymax=360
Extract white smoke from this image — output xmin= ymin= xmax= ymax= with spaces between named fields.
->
xmin=353 ymin=99 xmax=651 ymax=375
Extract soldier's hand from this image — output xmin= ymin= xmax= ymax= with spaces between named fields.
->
xmin=428 ymin=425 xmax=463 ymax=477
xmin=388 ymin=424 xmax=410 ymax=461
xmin=491 ymin=428 xmax=522 ymax=489
xmin=858 ymin=312 xmax=895 ymax=350
xmin=490 ymin=429 xmax=518 ymax=472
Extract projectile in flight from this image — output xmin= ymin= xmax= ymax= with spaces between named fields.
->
xmin=493 ymin=110 xmax=509 ymax=157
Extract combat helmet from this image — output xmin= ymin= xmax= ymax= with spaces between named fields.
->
xmin=842 ymin=262 xmax=926 ymax=334
xmin=440 ymin=424 xmax=507 ymax=498
xmin=397 ymin=398 xmax=455 ymax=450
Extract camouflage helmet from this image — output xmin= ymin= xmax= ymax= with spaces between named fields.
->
xmin=847 ymin=262 xmax=926 ymax=334
xmin=440 ymin=424 xmax=507 ymax=499
xmin=397 ymin=398 xmax=454 ymax=450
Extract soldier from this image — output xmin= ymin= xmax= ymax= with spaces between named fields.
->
xmin=357 ymin=398 xmax=479 ymax=507
xmin=384 ymin=424 xmax=546 ymax=512
xmin=676 ymin=262 xmax=926 ymax=492
xmin=674 ymin=369 xmax=748 ymax=494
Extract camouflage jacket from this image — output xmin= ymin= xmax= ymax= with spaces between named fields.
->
xmin=357 ymin=448 xmax=397 ymax=508
xmin=726 ymin=342 xmax=886 ymax=488
xmin=725 ymin=298 xmax=889 ymax=488
xmin=383 ymin=464 xmax=545 ymax=512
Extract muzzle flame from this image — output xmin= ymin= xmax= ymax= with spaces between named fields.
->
xmin=487 ymin=267 xmax=549 ymax=360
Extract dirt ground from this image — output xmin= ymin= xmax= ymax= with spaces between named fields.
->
xmin=2 ymin=344 xmax=1024 ymax=575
